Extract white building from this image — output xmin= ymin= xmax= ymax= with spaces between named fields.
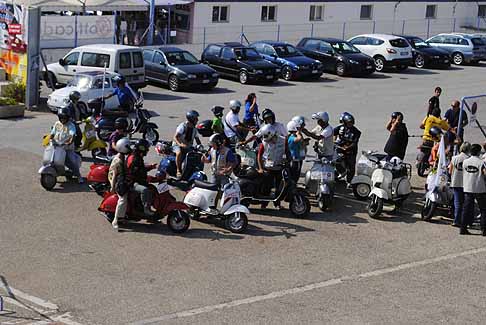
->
xmin=173 ymin=0 xmax=486 ymax=49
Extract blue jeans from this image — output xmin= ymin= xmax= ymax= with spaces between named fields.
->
xmin=452 ymin=187 xmax=464 ymax=225
xmin=65 ymin=150 xmax=81 ymax=178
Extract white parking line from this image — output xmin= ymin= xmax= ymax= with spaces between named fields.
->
xmin=0 ymin=286 xmax=58 ymax=311
xmin=132 ymin=246 xmax=486 ymax=325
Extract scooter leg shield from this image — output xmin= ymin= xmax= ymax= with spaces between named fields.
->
xmin=38 ymin=165 xmax=56 ymax=176
xmin=223 ymin=205 xmax=251 ymax=215
xmin=369 ymin=188 xmax=389 ymax=200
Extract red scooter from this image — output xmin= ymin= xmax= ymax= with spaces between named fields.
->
xmin=98 ymin=181 xmax=191 ymax=233
xmin=87 ymin=158 xmax=111 ymax=196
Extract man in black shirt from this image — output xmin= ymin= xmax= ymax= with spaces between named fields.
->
xmin=384 ymin=112 xmax=409 ymax=160
xmin=334 ymin=113 xmax=361 ymax=186
xmin=427 ymin=86 xmax=442 ymax=116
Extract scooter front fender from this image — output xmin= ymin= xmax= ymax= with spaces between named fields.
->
xmin=351 ymin=175 xmax=372 ymax=186
xmin=38 ymin=165 xmax=56 ymax=176
xmin=223 ymin=204 xmax=250 ymax=215
xmin=425 ymin=189 xmax=439 ymax=203
xmin=370 ymin=188 xmax=388 ymax=200
xmin=320 ymin=183 xmax=331 ymax=195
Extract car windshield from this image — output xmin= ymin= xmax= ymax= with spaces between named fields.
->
xmin=410 ymin=37 xmax=430 ymax=48
xmin=273 ymin=45 xmax=302 ymax=57
xmin=234 ymin=48 xmax=261 ymax=60
xmin=166 ymin=51 xmax=199 ymax=65
xmin=330 ymin=41 xmax=361 ymax=54
xmin=67 ymin=75 xmax=92 ymax=89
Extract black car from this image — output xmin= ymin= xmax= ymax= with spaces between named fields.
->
xmin=201 ymin=42 xmax=280 ymax=84
xmin=143 ymin=47 xmax=219 ymax=91
xmin=297 ymin=37 xmax=375 ymax=76
xmin=397 ymin=35 xmax=451 ymax=69
xmin=249 ymin=41 xmax=323 ymax=80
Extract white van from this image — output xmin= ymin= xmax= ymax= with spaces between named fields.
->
xmin=43 ymin=44 xmax=146 ymax=89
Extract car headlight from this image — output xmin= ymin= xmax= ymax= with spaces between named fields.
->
xmin=255 ymin=70 xmax=263 ymax=74
xmin=212 ymin=73 xmax=218 ymax=78
xmin=275 ymin=68 xmax=281 ymax=73
xmin=188 ymin=74 xmax=197 ymax=79
xmin=349 ymin=60 xmax=359 ymax=64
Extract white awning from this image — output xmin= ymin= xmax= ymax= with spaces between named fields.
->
xmin=12 ymin=0 xmax=150 ymax=11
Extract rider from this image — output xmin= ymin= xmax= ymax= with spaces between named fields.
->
xmin=242 ymin=108 xmax=287 ymax=147
xmin=108 ymin=137 xmax=132 ymax=231
xmin=302 ymin=111 xmax=334 ymax=160
xmin=202 ymin=134 xmax=237 ymax=187
xmin=104 ymin=75 xmax=137 ymax=112
xmin=50 ymin=107 xmax=83 ymax=183
xmin=211 ymin=105 xmax=225 ymax=135
xmin=334 ymin=112 xmax=361 ymax=186
xmin=420 ymin=107 xmax=451 ymax=159
xmin=287 ymin=120 xmax=306 ymax=183
xmin=66 ymin=90 xmax=84 ymax=150
xmin=223 ymin=100 xmax=252 ymax=147
xmin=173 ymin=110 xmax=202 ymax=178
xmin=107 ymin=118 xmax=129 ymax=156
xmin=127 ymin=139 xmax=157 ymax=217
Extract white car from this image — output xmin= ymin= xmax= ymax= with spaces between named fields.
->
xmin=348 ymin=34 xmax=413 ymax=72
xmin=47 ymin=71 xmax=120 ymax=113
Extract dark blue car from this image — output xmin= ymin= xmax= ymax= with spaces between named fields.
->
xmin=250 ymin=41 xmax=324 ymax=80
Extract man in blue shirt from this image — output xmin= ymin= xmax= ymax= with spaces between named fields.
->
xmin=444 ymin=100 xmax=468 ymax=148
xmin=104 ymin=75 xmax=137 ymax=112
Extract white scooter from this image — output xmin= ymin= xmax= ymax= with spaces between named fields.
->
xmin=38 ymin=142 xmax=79 ymax=190
xmin=421 ymin=170 xmax=453 ymax=221
xmin=183 ymin=178 xmax=250 ymax=233
xmin=351 ymin=150 xmax=387 ymax=200
xmin=304 ymin=156 xmax=336 ymax=211
xmin=367 ymin=158 xmax=412 ymax=218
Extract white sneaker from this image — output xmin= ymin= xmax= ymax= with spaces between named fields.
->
xmin=112 ymin=223 xmax=119 ymax=231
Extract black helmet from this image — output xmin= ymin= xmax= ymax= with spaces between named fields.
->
xmin=134 ymin=139 xmax=150 ymax=153
xmin=262 ymin=108 xmax=275 ymax=123
xmin=429 ymin=126 xmax=443 ymax=138
xmin=339 ymin=111 xmax=350 ymax=124
xmin=342 ymin=113 xmax=354 ymax=124
xmin=211 ymin=105 xmax=224 ymax=117
xmin=186 ymin=110 xmax=200 ymax=124
xmin=391 ymin=112 xmax=403 ymax=119
xmin=57 ymin=107 xmax=70 ymax=120
xmin=114 ymin=118 xmax=128 ymax=130
xmin=69 ymin=91 xmax=81 ymax=102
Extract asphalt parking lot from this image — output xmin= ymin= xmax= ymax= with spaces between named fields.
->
xmin=2 ymin=64 xmax=486 ymax=325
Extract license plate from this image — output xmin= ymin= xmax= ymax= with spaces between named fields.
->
xmin=400 ymin=52 xmax=408 ymax=56
xmin=202 ymin=79 xmax=210 ymax=84
xmin=312 ymin=69 xmax=318 ymax=73
xmin=311 ymin=171 xmax=322 ymax=180
xmin=366 ymin=65 xmax=373 ymax=69
xmin=242 ymin=157 xmax=255 ymax=166
xmin=266 ymin=75 xmax=273 ymax=79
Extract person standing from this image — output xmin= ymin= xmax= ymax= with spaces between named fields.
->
xmin=334 ymin=113 xmax=361 ymax=187
xmin=384 ymin=112 xmax=409 ymax=160
xmin=444 ymin=100 xmax=468 ymax=146
xmin=427 ymin=86 xmax=442 ymax=116
xmin=448 ymin=142 xmax=471 ymax=227
xmin=287 ymin=120 xmax=306 ymax=183
xmin=108 ymin=138 xmax=131 ymax=231
xmin=243 ymin=93 xmax=259 ymax=128
xmin=460 ymin=144 xmax=486 ymax=236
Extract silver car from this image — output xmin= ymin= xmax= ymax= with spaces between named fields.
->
xmin=426 ymin=33 xmax=486 ymax=65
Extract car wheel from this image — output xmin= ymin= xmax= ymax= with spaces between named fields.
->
xmin=374 ymin=56 xmax=385 ymax=72
xmin=282 ymin=66 xmax=292 ymax=81
xmin=168 ymin=75 xmax=179 ymax=91
xmin=336 ymin=62 xmax=346 ymax=76
xmin=452 ymin=52 xmax=464 ymax=65
xmin=414 ymin=54 xmax=425 ymax=68
xmin=239 ymin=71 xmax=249 ymax=84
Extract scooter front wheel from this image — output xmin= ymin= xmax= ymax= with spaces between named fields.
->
xmin=290 ymin=193 xmax=311 ymax=218
xmin=167 ymin=210 xmax=191 ymax=233
xmin=318 ymin=194 xmax=332 ymax=212
xmin=367 ymin=194 xmax=383 ymax=218
xmin=421 ymin=199 xmax=436 ymax=221
xmin=225 ymin=212 xmax=248 ymax=233
xmin=40 ymin=174 xmax=56 ymax=191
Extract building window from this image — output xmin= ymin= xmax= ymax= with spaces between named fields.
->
xmin=426 ymin=5 xmax=437 ymax=19
xmin=261 ymin=5 xmax=277 ymax=22
xmin=212 ymin=6 xmax=229 ymax=23
xmin=309 ymin=5 xmax=323 ymax=21
xmin=360 ymin=5 xmax=373 ymax=20
xmin=479 ymin=5 xmax=486 ymax=17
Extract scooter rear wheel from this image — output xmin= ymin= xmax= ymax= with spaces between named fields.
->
xmin=167 ymin=210 xmax=191 ymax=233
xmin=290 ymin=193 xmax=311 ymax=218
xmin=225 ymin=212 xmax=248 ymax=233
xmin=352 ymin=183 xmax=370 ymax=201
xmin=143 ymin=128 xmax=159 ymax=145
xmin=40 ymin=174 xmax=56 ymax=191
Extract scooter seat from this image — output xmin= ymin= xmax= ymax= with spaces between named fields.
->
xmin=372 ymin=153 xmax=387 ymax=161
xmin=194 ymin=180 xmax=219 ymax=191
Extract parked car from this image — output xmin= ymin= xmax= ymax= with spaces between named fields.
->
xmin=426 ymin=33 xmax=486 ymax=65
xmin=348 ymin=34 xmax=413 ymax=72
xmin=249 ymin=41 xmax=323 ymax=80
xmin=47 ymin=71 xmax=120 ymax=113
xmin=43 ymin=44 xmax=146 ymax=89
xmin=201 ymin=42 xmax=280 ymax=84
xmin=143 ymin=47 xmax=219 ymax=91
xmin=396 ymin=35 xmax=451 ymax=68
xmin=296 ymin=37 xmax=375 ymax=76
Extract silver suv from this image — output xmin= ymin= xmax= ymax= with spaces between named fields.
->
xmin=426 ymin=33 xmax=486 ymax=65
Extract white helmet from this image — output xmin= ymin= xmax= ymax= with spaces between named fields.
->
xmin=291 ymin=115 xmax=306 ymax=128
xmin=115 ymin=137 xmax=131 ymax=154
xmin=229 ymin=99 xmax=242 ymax=110
xmin=389 ymin=156 xmax=402 ymax=166
xmin=259 ymin=124 xmax=277 ymax=141
xmin=312 ymin=111 xmax=329 ymax=122
xmin=287 ymin=120 xmax=299 ymax=132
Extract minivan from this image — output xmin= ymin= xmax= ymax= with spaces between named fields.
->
xmin=43 ymin=44 xmax=146 ymax=89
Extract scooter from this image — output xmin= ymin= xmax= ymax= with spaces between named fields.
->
xmin=87 ymin=155 xmax=112 ymax=196
xmin=421 ymin=169 xmax=454 ymax=221
xmin=350 ymin=150 xmax=387 ymax=200
xmin=367 ymin=158 xmax=412 ymax=218
xmin=39 ymin=141 xmax=79 ymax=191
xmin=237 ymin=165 xmax=311 ymax=218
xmin=90 ymin=95 xmax=159 ymax=145
xmin=98 ymin=182 xmax=191 ymax=233
xmin=416 ymin=141 xmax=434 ymax=177
xmin=183 ymin=178 xmax=250 ymax=233
xmin=76 ymin=117 xmax=107 ymax=158
xmin=304 ymin=156 xmax=336 ymax=211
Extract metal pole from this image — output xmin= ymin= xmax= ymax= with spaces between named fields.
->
xmin=148 ymin=0 xmax=155 ymax=45
xmin=113 ymin=11 xmax=117 ymax=44
xmin=477 ymin=16 xmax=481 ymax=30
xmin=202 ymin=27 xmax=206 ymax=52
xmin=426 ymin=19 xmax=431 ymax=38
xmin=310 ymin=23 xmax=314 ymax=37
xmin=453 ymin=17 xmax=456 ymax=32
xmin=26 ymin=7 xmax=41 ymax=109
xmin=240 ymin=25 xmax=244 ymax=44
xmin=372 ymin=20 xmax=376 ymax=33
xmin=401 ymin=20 xmax=405 ymax=34
xmin=74 ymin=14 xmax=78 ymax=47
xmin=167 ymin=5 xmax=171 ymax=44
xmin=277 ymin=24 xmax=280 ymax=41
xmin=342 ymin=22 xmax=346 ymax=40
